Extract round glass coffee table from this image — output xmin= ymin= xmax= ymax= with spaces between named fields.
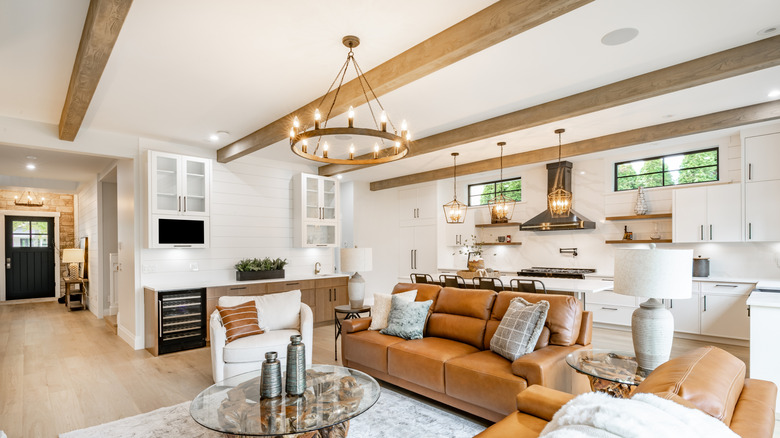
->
xmin=566 ymin=349 xmax=649 ymax=398
xmin=190 ymin=364 xmax=380 ymax=437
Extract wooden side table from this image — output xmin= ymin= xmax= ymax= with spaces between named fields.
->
xmin=334 ymin=304 xmax=371 ymax=360
xmin=63 ymin=278 xmax=88 ymax=311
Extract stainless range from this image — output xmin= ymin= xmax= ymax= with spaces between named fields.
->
xmin=517 ymin=267 xmax=596 ymax=279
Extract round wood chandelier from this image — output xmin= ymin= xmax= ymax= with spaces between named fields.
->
xmin=290 ymin=36 xmax=410 ymax=165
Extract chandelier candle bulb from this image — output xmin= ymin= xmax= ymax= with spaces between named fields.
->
xmin=301 ymin=139 xmax=308 ymax=153
xmin=293 ymin=116 xmax=300 ymax=134
xmin=381 ymin=111 xmax=387 ymax=131
xmin=401 ymin=120 xmax=408 ymax=138
xmin=349 ymin=145 xmax=355 ymax=160
xmin=395 ymin=141 xmax=400 ymax=154
xmin=314 ymin=109 xmax=321 ymax=129
xmin=323 ymin=142 xmax=329 ymax=158
xmin=373 ymin=143 xmax=379 ymax=158
xmin=348 ymin=106 xmax=355 ymax=128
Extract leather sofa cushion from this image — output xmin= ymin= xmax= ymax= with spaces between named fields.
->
xmin=426 ymin=288 xmax=496 ymax=348
xmin=729 ymin=378 xmax=779 ymax=438
xmin=486 ymin=292 xmax=582 ymax=348
xmin=636 ymin=346 xmax=745 ymax=425
xmin=393 ymin=282 xmax=441 ymax=305
xmin=445 ymin=350 xmax=529 ymax=416
xmin=388 ymin=337 xmax=479 ymax=392
xmin=342 ymin=330 xmax=405 ymax=373
xmin=473 ymin=411 xmax=548 ymax=438
xmin=223 ymin=329 xmax=299 ymax=363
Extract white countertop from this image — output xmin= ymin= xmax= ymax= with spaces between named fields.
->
xmin=747 ymin=291 xmax=780 ymax=308
xmin=143 ymin=273 xmax=349 ymax=292
xmin=484 ymin=275 xmax=613 ymax=294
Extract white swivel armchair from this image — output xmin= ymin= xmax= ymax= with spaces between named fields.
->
xmin=210 ymin=289 xmax=313 ymax=383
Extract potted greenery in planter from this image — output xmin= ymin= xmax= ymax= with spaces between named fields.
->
xmin=235 ymin=257 xmax=288 ymax=281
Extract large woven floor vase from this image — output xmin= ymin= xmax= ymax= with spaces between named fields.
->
xmin=631 ymin=298 xmax=674 ymax=371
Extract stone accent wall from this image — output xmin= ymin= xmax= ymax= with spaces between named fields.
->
xmin=0 ymin=190 xmax=75 ymax=296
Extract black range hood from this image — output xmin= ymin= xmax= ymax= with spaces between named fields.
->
xmin=520 ymin=161 xmax=596 ymax=231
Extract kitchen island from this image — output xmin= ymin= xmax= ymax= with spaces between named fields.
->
xmin=465 ymin=275 xmax=613 ymax=306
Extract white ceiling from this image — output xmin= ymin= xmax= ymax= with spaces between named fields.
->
xmin=0 ymin=0 xmax=778 ymax=186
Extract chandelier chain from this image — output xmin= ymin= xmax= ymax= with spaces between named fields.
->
xmin=453 ymin=154 xmax=457 ymax=199
xmin=351 ymin=56 xmax=397 ymax=134
xmin=350 ymin=58 xmax=382 ymax=135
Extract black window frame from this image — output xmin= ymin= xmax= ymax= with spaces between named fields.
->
xmin=467 ymin=176 xmax=522 ymax=206
xmin=614 ymin=147 xmax=719 ymax=192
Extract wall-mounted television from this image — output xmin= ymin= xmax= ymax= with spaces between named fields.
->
xmin=151 ymin=216 xmax=209 ymax=248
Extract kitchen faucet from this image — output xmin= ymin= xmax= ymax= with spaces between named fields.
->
xmin=314 ymin=262 xmax=321 ymax=275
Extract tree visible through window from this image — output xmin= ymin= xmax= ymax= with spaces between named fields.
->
xmin=468 ymin=177 xmax=521 ymax=206
xmin=615 ymin=148 xmax=718 ymax=191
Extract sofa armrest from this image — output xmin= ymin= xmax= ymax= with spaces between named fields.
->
xmin=516 ymin=385 xmax=575 ymax=421
xmin=210 ymin=310 xmax=227 ymax=382
xmin=576 ymin=311 xmax=593 ymax=346
xmin=341 ymin=317 xmax=371 ymax=334
xmin=511 ymin=345 xmax=580 ymax=387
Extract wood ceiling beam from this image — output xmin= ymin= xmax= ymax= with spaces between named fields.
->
xmin=369 ymin=100 xmax=780 ymax=191
xmin=322 ymin=34 xmax=780 ymax=176
xmin=216 ymin=0 xmax=594 ymax=163
xmin=58 ymin=0 xmax=133 ymax=141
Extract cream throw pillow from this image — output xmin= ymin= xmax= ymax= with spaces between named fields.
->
xmin=369 ymin=290 xmax=417 ymax=331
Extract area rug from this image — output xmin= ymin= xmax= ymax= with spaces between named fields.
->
xmin=59 ymin=387 xmax=487 ymax=437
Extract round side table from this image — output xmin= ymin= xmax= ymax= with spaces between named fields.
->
xmin=334 ymin=304 xmax=371 ymax=360
xmin=565 ymin=349 xmax=649 ymax=398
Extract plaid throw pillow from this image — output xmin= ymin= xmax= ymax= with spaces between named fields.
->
xmin=490 ymin=297 xmax=549 ymax=361
xmin=217 ymin=300 xmax=264 ymax=344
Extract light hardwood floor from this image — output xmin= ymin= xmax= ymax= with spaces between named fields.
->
xmin=0 ymin=301 xmax=775 ymax=437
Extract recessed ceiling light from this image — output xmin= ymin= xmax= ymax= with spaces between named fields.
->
xmin=209 ymin=134 xmax=219 ymax=142
xmin=757 ymin=25 xmax=778 ymax=36
xmin=601 ymin=28 xmax=639 ymax=46
xmin=26 ymin=163 xmax=36 ymax=170
xmin=769 ymin=90 xmax=780 ymax=98
xmin=336 ymin=174 xmax=343 ymax=180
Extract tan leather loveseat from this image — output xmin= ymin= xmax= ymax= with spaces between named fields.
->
xmin=340 ymin=283 xmax=592 ymax=421
xmin=477 ymin=346 xmax=778 ymax=438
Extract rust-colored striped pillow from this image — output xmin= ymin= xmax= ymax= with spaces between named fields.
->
xmin=217 ymin=300 xmax=264 ymax=344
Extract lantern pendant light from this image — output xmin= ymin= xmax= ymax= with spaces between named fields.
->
xmin=548 ymin=129 xmax=572 ymax=216
xmin=443 ymin=152 xmax=467 ymax=224
xmin=487 ymin=142 xmax=515 ymax=223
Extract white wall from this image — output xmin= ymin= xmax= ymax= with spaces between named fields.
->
xmin=76 ymin=177 xmax=100 ymax=316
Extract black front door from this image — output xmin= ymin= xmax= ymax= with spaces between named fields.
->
xmin=5 ymin=216 xmax=55 ymax=300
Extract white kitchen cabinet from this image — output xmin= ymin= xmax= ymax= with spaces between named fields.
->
xmin=745 ymin=132 xmax=780 ymax=183
xmin=443 ymin=208 xmax=474 ymax=246
xmin=673 ymin=184 xmax=741 ymax=243
xmin=399 ymin=186 xmax=436 ymax=226
xmin=586 ymin=291 xmax=638 ymax=326
xmin=293 ymin=173 xmax=339 ymax=247
xmin=666 ymin=283 xmax=700 ymax=335
xmin=745 ymin=180 xmax=780 ymax=242
xmin=398 ymin=225 xmax=437 ymax=278
xmin=699 ymin=282 xmax=752 ymax=340
xmin=149 ymin=151 xmax=210 ymax=216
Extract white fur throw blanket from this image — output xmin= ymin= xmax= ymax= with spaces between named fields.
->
xmin=540 ymin=392 xmax=739 ymax=438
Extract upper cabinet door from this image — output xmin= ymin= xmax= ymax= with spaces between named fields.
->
xmin=706 ymin=184 xmax=741 ymax=242
xmin=149 ymin=151 xmax=211 ymax=217
xmin=672 ymin=186 xmax=707 ymax=243
xmin=745 ymin=133 xmax=780 ymax=183
xmin=321 ymin=178 xmax=338 ymax=221
xmin=151 ymin=153 xmax=181 ymax=215
xmin=746 ymin=180 xmax=780 ymax=242
xmin=293 ymin=173 xmax=340 ymax=247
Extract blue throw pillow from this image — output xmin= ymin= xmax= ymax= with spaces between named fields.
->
xmin=380 ymin=295 xmax=433 ymax=340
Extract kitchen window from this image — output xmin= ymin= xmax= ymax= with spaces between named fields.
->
xmin=614 ymin=147 xmax=718 ymax=192
xmin=468 ymin=177 xmax=521 ymax=206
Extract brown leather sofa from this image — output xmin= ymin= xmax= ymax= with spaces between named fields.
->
xmin=340 ymin=283 xmax=593 ymax=422
xmin=477 ymin=346 xmax=778 ymax=438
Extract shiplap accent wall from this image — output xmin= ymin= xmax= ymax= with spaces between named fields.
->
xmin=138 ymin=140 xmax=335 ymax=290
xmin=76 ymin=178 xmax=101 ymax=316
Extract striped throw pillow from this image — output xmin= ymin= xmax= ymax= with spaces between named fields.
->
xmin=217 ymin=300 xmax=264 ymax=344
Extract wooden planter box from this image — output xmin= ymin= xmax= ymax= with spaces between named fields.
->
xmin=235 ymin=270 xmax=285 ymax=281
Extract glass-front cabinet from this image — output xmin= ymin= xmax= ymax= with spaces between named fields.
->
xmin=150 ymin=151 xmax=210 ymax=217
xmin=295 ymin=173 xmax=340 ymax=247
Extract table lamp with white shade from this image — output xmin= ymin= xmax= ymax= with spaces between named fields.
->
xmin=340 ymin=247 xmax=372 ymax=308
xmin=61 ymin=248 xmax=85 ymax=280
xmin=613 ymin=245 xmax=693 ymax=371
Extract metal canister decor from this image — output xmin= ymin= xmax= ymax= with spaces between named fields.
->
xmin=286 ymin=334 xmax=306 ymax=396
xmin=261 ymin=351 xmax=282 ymax=399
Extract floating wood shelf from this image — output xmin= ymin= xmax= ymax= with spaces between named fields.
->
xmin=475 ymin=222 xmax=522 ymax=228
xmin=604 ymin=213 xmax=672 ymax=221
xmin=605 ymin=239 xmax=673 ymax=244
xmin=476 ymin=242 xmax=522 ymax=246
